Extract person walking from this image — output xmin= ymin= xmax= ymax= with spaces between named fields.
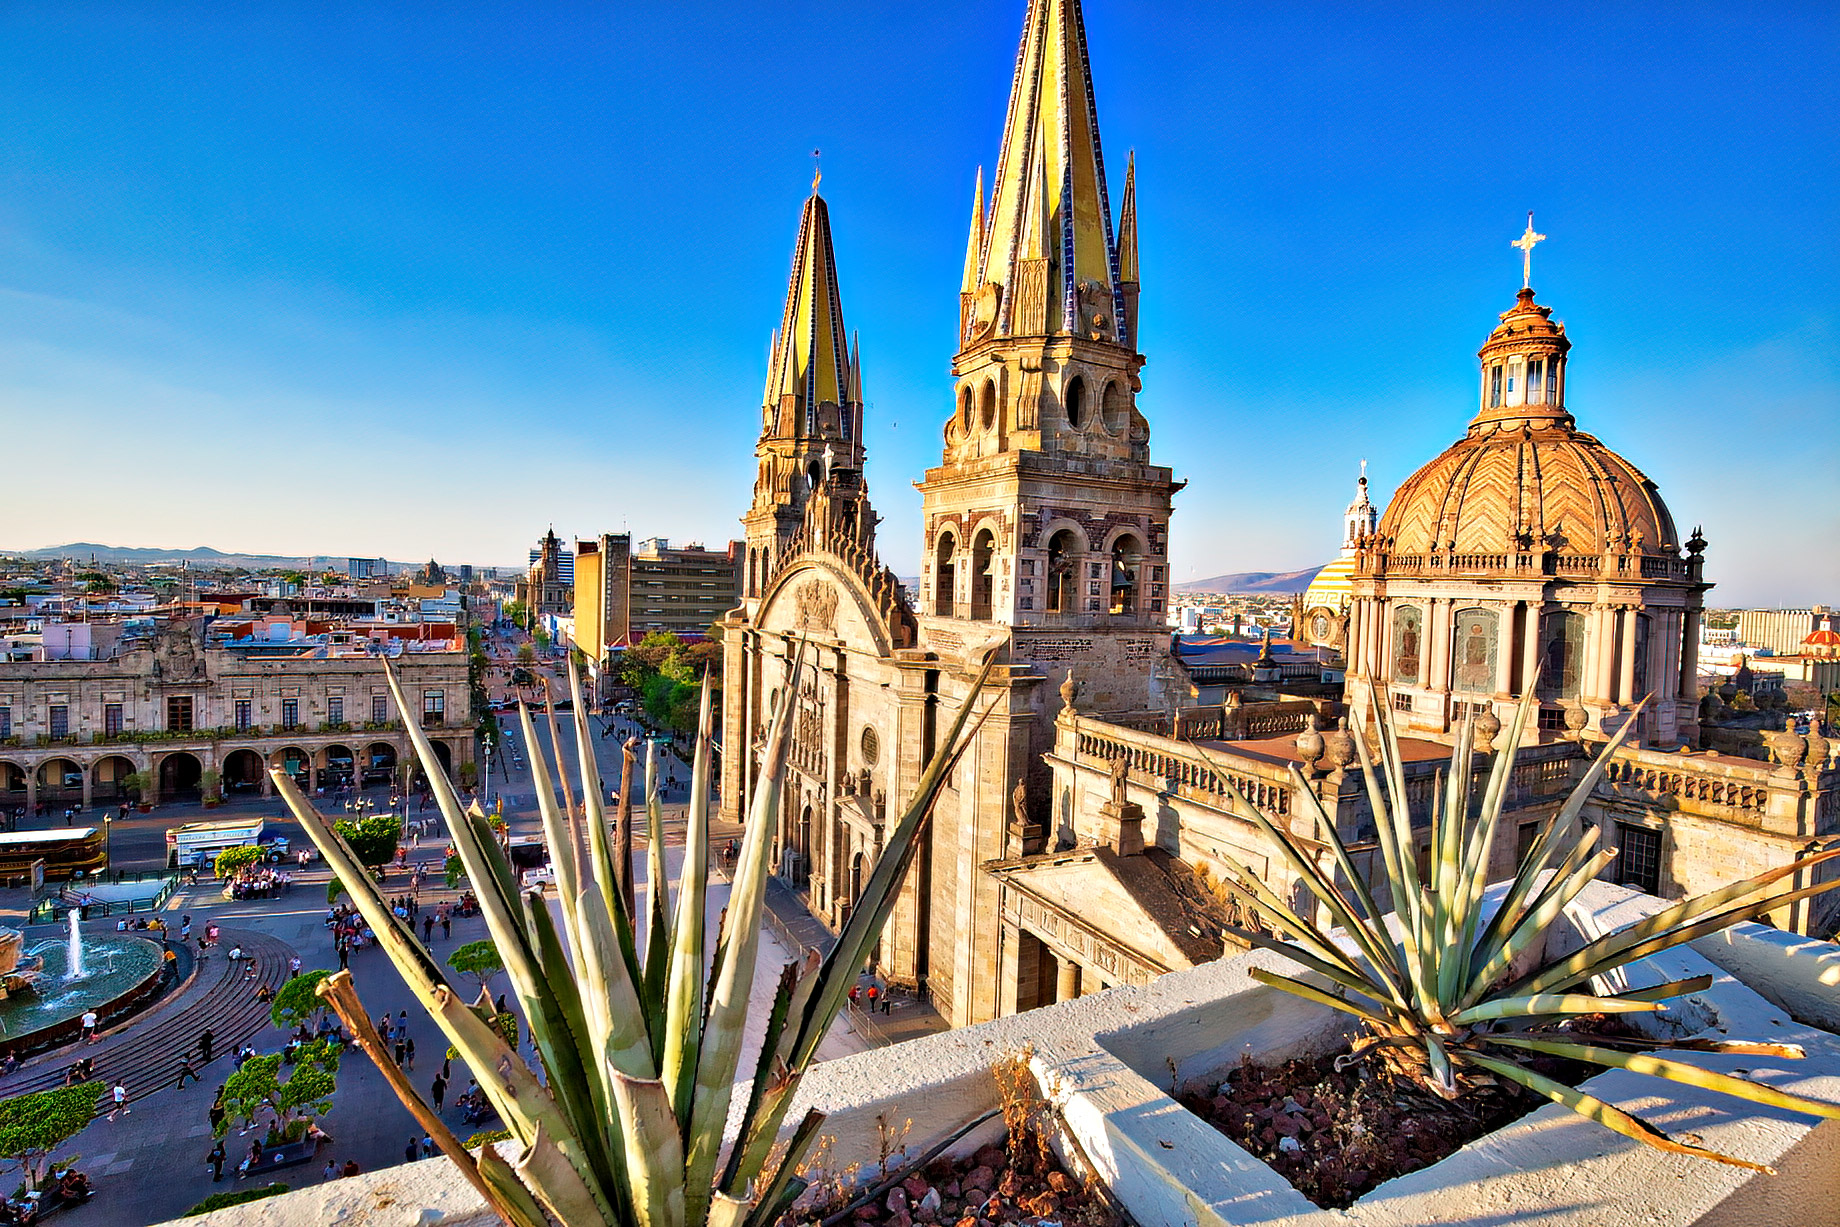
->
xmin=430 ymin=1072 xmax=447 ymax=1112
xmin=440 ymin=912 xmax=451 ymax=940
xmin=403 ymin=1136 xmax=419 ymax=1164
xmin=198 ymin=1028 xmax=215 ymax=1064
xmin=422 ymin=913 xmax=434 ymax=943
xmin=341 ymin=1159 xmax=360 ymax=1178
xmin=393 ymin=1036 xmax=406 ymax=1066
xmin=79 ymin=1009 xmax=98 ymax=1043
xmin=287 ymin=955 xmax=302 ymax=979
xmin=403 ymin=1036 xmax=416 ymax=1071
xmin=108 ymin=1081 xmax=129 ymax=1120
xmin=321 ymin=1159 xmax=338 ymax=1182
xmin=175 ymin=1056 xmax=199 ymax=1089
xmin=337 ymin=942 xmax=349 ymax=971
xmin=420 ymin=1133 xmax=435 ymax=1158
xmin=206 ymin=1140 xmax=226 ymax=1182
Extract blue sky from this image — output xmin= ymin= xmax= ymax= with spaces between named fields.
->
xmin=1 ymin=3 xmax=1834 ymax=605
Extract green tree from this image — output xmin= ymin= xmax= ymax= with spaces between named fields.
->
xmin=216 ymin=1044 xmax=339 ymax=1146
xmin=502 ymin=599 xmax=528 ymax=627
xmin=184 ymin=1183 xmax=291 ymax=1216
xmin=214 ymin=845 xmax=263 ymax=879
xmin=0 ymin=587 xmax=30 ymax=605
xmin=443 ymin=853 xmax=465 ymax=889
xmin=77 ymin=571 xmax=116 ymax=594
xmin=0 ymin=1082 xmax=98 ymax=1193
xmin=517 ymin=644 xmax=536 ymax=666
xmin=334 ymin=813 xmax=402 ymax=868
xmin=270 ymin=970 xmax=333 ymax=1032
xmin=446 ymin=940 xmax=504 ymax=996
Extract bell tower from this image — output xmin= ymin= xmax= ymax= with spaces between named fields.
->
xmin=917 ymin=0 xmax=1181 ymax=716
xmin=742 ymin=183 xmax=869 ymax=610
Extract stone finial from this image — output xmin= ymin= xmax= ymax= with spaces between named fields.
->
xmin=1060 ymin=669 xmax=1079 ymax=714
xmin=1564 ymin=704 xmax=1590 ymax=740
xmin=1323 ymin=716 xmax=1357 ymax=775
xmin=1295 ymin=714 xmax=1325 ymax=777
xmin=1475 ymin=707 xmax=1502 ymax=751
xmin=1767 ymin=717 xmax=1807 ymax=770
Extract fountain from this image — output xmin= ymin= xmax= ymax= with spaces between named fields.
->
xmin=0 ymin=929 xmax=45 ymax=1001
xmin=64 ymin=910 xmax=85 ymax=981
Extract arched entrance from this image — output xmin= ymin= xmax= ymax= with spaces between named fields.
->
xmin=273 ymin=747 xmax=311 ymax=790
xmin=321 ymin=744 xmax=356 ymax=790
xmin=363 ymin=743 xmax=397 ymax=788
xmin=92 ymin=755 xmax=137 ymax=803
xmin=794 ymin=805 xmax=813 ymax=887
xmin=37 ymin=759 xmax=83 ymax=807
xmin=222 ymin=749 xmax=265 ymax=794
xmin=429 ymin=741 xmax=453 ymax=780
xmin=158 ymin=752 xmax=203 ymax=802
xmin=1 ymin=762 xmax=26 ymax=798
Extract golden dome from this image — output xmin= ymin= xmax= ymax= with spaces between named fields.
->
xmin=1373 ymin=288 xmax=1679 ymax=560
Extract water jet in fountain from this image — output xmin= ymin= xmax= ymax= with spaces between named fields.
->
xmin=64 ymin=910 xmax=85 ymax=981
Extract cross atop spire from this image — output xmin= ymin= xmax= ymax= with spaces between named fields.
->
xmin=1512 ymin=211 xmax=1547 ymax=290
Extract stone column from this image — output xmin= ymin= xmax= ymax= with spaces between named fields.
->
xmin=1618 ymin=605 xmax=1639 ymax=704
xmin=1495 ymin=601 xmax=1517 ymax=698
xmin=1520 ymin=602 xmax=1543 ymax=703
xmin=80 ymin=766 xmax=93 ymax=810
xmin=1678 ymin=609 xmax=1701 ymax=696
xmin=24 ymin=767 xmax=36 ymax=815
xmin=1590 ymin=605 xmax=1618 ymax=704
xmin=1055 ymin=955 xmax=1081 ymax=1003
xmin=1427 ymin=600 xmax=1451 ymax=692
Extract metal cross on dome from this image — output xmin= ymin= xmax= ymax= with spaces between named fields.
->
xmin=1512 ymin=212 xmax=1547 ymax=289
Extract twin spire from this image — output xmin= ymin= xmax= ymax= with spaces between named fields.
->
xmin=960 ymin=0 xmax=1137 ymax=349
xmin=761 ymin=188 xmax=861 ymax=448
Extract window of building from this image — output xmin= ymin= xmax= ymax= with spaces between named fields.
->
xmin=104 ymin=704 xmax=123 ymax=737
xmin=166 ymin=695 xmax=194 ymax=732
xmin=1046 ymin=530 xmax=1080 ymax=614
xmin=1536 ymin=707 xmax=1568 ymax=731
xmin=1452 ymin=608 xmax=1500 ymax=693
xmin=1516 ymin=821 xmax=1541 ymax=867
xmin=934 ymin=535 xmax=956 ymax=617
xmin=1489 ymin=365 xmax=1503 ymax=407
xmin=372 ymin=694 xmax=389 ymax=724
xmin=1527 ymin=358 xmax=1545 ymax=404
xmin=235 ymin=700 xmax=252 ymax=732
xmin=0 ymin=706 xmax=9 ymax=739
xmin=1546 ymin=363 xmax=1558 ymax=402
xmin=1392 ymin=605 xmax=1423 ymax=684
xmin=1109 ymin=534 xmax=1143 ymax=615
xmin=1536 ymin=610 xmax=1585 ymax=701
xmin=1615 ymin=823 xmax=1661 ymax=895
xmin=423 ymin=690 xmax=445 ymax=727
xmin=1631 ymin=614 xmax=1652 ymax=703
xmin=1392 ymin=692 xmax=1414 ymax=713
xmin=327 ymin=697 xmax=344 ymax=726
xmin=49 ymin=705 xmax=68 ymax=738
xmin=281 ymin=699 xmax=299 ymax=730
xmin=970 ymin=529 xmax=996 ymax=621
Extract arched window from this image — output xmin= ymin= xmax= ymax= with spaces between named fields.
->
xmin=970 ymin=529 xmax=996 ymax=620
xmin=1393 ymin=605 xmax=1423 ymax=684
xmin=1489 ymin=365 xmax=1503 ymax=408
xmin=1046 ymin=529 xmax=1080 ymax=614
xmin=1536 ymin=610 xmax=1585 ymax=700
xmin=934 ymin=534 xmax=957 ymax=617
xmin=1452 ymin=607 xmax=1500 ymax=693
xmin=1109 ymin=534 xmax=1143 ymax=615
xmin=980 ymin=380 xmax=998 ymax=432
xmin=1527 ymin=358 xmax=1546 ymax=405
xmin=1632 ymin=613 xmax=1652 ymax=702
xmin=1101 ymin=380 xmax=1128 ymax=434
xmin=958 ymin=386 xmax=973 ymax=436
xmin=1065 ymin=375 xmax=1087 ymax=429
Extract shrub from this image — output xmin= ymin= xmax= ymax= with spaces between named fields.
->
xmin=184 ymin=1183 xmax=289 ymax=1216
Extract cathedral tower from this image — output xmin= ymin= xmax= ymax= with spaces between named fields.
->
xmin=917 ymin=0 xmax=1181 ymax=716
xmin=742 ymin=184 xmax=869 ymax=610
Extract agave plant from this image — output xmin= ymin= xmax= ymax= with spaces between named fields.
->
xmin=272 ymin=645 xmax=996 ymax=1227
xmin=1202 ymin=690 xmax=1840 ymax=1171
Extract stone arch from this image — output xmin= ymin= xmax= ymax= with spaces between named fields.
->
xmin=1106 ymin=530 xmax=1145 ymax=615
xmin=321 ymin=743 xmax=356 ymax=789
xmin=222 ymin=748 xmax=265 ymax=794
xmin=979 ymin=379 xmax=999 ymax=432
xmin=970 ymin=526 xmax=997 ymax=621
xmin=0 ymin=761 xmax=24 ymax=798
xmin=1046 ymin=527 xmax=1084 ymax=614
xmin=934 ymin=531 xmax=959 ymax=617
xmin=1101 ymin=378 xmax=1129 ymax=435
xmin=1064 ymin=373 xmax=1089 ymax=430
xmin=157 ymin=751 xmax=203 ymax=802
xmin=273 ymin=746 xmax=311 ymax=789
xmin=429 ymin=741 xmax=454 ymax=779
xmin=364 ymin=742 xmax=398 ymax=787
xmin=92 ymin=754 xmax=138 ymax=802
xmin=37 ymin=757 xmax=83 ymax=805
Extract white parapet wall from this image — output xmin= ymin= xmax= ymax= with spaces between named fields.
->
xmin=167 ymin=881 xmax=1840 ymax=1227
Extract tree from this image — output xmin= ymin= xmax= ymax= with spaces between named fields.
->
xmin=215 ymin=845 xmax=263 ymax=879
xmin=77 ymin=571 xmax=116 ymax=594
xmin=216 ymin=1044 xmax=339 ymax=1146
xmin=446 ymin=940 xmax=503 ymax=996
xmin=516 ymin=644 xmax=536 ymax=667
xmin=335 ymin=813 xmax=402 ymax=869
xmin=0 ymin=1082 xmax=98 ymax=1193
xmin=120 ymin=771 xmax=150 ymax=801
xmin=270 ymin=970 xmax=333 ymax=1033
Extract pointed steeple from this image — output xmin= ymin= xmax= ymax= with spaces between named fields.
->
xmin=960 ymin=168 xmax=985 ymax=296
xmin=965 ymin=0 xmax=1128 ymax=350
xmin=763 ymin=188 xmax=858 ymax=446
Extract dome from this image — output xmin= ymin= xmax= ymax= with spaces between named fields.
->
xmin=1373 ymin=287 xmax=1678 ymax=560
xmin=1376 ymin=420 xmax=1679 ymax=558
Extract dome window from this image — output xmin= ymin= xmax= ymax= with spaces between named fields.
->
xmin=1528 ymin=358 xmax=1545 ymax=405
xmin=1489 ymin=365 xmax=1503 ymax=408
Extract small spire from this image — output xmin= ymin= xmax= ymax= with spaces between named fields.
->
xmin=766 ymin=190 xmax=851 ymax=429
xmin=1118 ymin=150 xmax=1138 ymax=284
xmin=811 ymin=147 xmax=822 ymax=194
xmin=960 ymin=167 xmax=985 ymax=295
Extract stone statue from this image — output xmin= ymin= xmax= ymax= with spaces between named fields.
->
xmin=1011 ymin=779 xmax=1029 ymax=829
xmin=1108 ymin=754 xmax=1129 ymax=810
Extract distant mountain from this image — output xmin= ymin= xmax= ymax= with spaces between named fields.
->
xmin=11 ymin=543 xmax=321 ymax=569
xmin=1176 ymin=567 xmax=1323 ymax=595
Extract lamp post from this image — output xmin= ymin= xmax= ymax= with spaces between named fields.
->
xmin=103 ymin=813 xmax=113 ymax=878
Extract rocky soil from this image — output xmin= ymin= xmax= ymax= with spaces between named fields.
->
xmin=785 ymin=1138 xmax=1121 ymax=1227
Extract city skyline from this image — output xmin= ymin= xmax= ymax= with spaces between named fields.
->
xmin=2 ymin=4 xmax=1835 ymax=605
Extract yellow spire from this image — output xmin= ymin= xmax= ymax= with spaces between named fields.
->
xmin=1117 ymin=149 xmax=1138 ymax=283
xmin=960 ymin=166 xmax=985 ymax=295
xmin=765 ymin=188 xmax=855 ymax=439
xmin=972 ymin=0 xmax=1127 ymax=347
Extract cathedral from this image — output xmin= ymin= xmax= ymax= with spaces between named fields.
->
xmin=720 ymin=0 xmax=1838 ymax=1027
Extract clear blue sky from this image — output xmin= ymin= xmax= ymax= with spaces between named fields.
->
xmin=1 ymin=3 xmax=1834 ymax=605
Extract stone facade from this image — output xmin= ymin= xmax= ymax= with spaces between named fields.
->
xmin=0 ymin=620 xmax=472 ymax=812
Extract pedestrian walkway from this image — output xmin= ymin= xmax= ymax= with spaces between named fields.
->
xmin=0 ymin=926 xmax=290 ymax=1110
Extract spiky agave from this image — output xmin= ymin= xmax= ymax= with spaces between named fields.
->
xmin=272 ymin=645 xmax=997 ymax=1227
xmin=1202 ymin=690 xmax=1840 ymax=1172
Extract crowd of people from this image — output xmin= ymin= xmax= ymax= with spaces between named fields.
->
xmin=224 ymin=864 xmax=293 ymax=900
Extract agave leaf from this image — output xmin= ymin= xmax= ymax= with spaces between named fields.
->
xmin=1514 ymin=846 xmax=1840 ymax=997
xmin=1284 ymin=764 xmax=1408 ymax=1002
xmin=742 ymin=1109 xmax=826 ymax=1227
xmin=567 ymin=660 xmax=621 ymax=920
xmin=1446 ymin=993 xmax=1663 ymax=1025
xmin=615 ymin=735 xmax=639 ymax=919
xmin=570 ymin=883 xmax=658 ymax=1079
xmin=1222 ymin=922 xmax=1410 ymax=1011
xmin=789 ymin=650 xmax=1000 ymax=1070
xmin=708 ymin=1193 xmax=755 ymax=1227
xmin=1425 ymin=1032 xmax=1458 ymax=1099
xmin=1486 ymin=1037 xmax=1840 ymax=1119
xmin=1459 ymin=1049 xmax=1775 ymax=1173
xmin=643 ymin=740 xmax=672 ymax=1030
xmin=1348 ymin=701 xmax=1429 ymax=1004
xmin=515 ymin=1117 xmax=621 ymax=1227
xmin=1451 ymin=693 xmax=1536 ymax=989
xmin=721 ymin=961 xmax=799 ymax=1192
xmin=612 ymin=1071 xmax=688 ymax=1227
xmin=1247 ymin=965 xmax=1398 ymax=1029
xmin=1609 ymin=974 xmax=1714 ymax=1004
xmin=476 ymin=1143 xmax=555 ymax=1227
xmin=663 ymin=675 xmax=716 ymax=1133
xmin=1207 ymin=846 xmax=1390 ymax=985
xmin=1461 ymin=834 xmax=1615 ymax=1005
xmin=683 ymin=645 xmax=805 ymax=1227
